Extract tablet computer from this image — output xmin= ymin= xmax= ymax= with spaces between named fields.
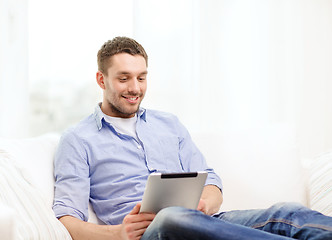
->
xmin=140 ymin=171 xmax=208 ymax=213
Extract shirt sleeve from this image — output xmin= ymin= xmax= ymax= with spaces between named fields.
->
xmin=52 ymin=129 xmax=90 ymax=221
xmin=176 ymin=118 xmax=223 ymax=192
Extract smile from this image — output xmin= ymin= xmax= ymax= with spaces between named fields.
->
xmin=123 ymin=96 xmax=139 ymax=104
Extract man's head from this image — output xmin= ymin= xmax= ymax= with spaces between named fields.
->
xmin=97 ymin=36 xmax=148 ymax=75
xmin=96 ymin=37 xmax=148 ymax=118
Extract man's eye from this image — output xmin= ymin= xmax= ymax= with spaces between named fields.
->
xmin=119 ymin=78 xmax=127 ymax=81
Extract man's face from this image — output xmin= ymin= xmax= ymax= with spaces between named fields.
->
xmin=99 ymin=53 xmax=147 ymax=118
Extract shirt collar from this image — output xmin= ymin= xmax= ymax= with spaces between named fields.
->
xmin=93 ymin=103 xmax=146 ymax=130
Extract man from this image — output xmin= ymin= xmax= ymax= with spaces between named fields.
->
xmin=53 ymin=36 xmax=332 ymax=240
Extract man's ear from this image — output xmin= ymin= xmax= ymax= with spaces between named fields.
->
xmin=96 ymin=71 xmax=106 ymax=89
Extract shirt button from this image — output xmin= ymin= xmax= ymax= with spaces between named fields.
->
xmin=137 ymin=145 xmax=142 ymax=149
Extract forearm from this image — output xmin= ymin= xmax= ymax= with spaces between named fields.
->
xmin=200 ymin=185 xmax=223 ymax=215
xmin=59 ymin=215 xmax=122 ymax=240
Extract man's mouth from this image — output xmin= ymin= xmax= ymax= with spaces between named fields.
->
xmin=123 ymin=96 xmax=139 ymax=104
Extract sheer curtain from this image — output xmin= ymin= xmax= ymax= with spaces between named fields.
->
xmin=27 ymin=0 xmax=134 ymax=136
xmin=0 ymin=0 xmax=29 ymax=138
xmin=0 ymin=0 xmax=331 ymax=161
xmin=134 ymin=0 xmax=332 ymax=160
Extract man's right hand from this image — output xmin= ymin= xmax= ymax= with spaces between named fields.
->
xmin=121 ymin=203 xmax=156 ymax=240
xmin=59 ymin=203 xmax=155 ymax=240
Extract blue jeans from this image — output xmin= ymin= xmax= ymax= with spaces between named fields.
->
xmin=141 ymin=202 xmax=332 ymax=240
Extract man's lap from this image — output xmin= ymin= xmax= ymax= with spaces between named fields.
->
xmin=141 ymin=203 xmax=332 ymax=240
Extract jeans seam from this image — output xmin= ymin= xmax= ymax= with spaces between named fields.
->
xmin=252 ymin=219 xmax=332 ymax=232
xmin=301 ymin=223 xmax=332 ymax=232
xmin=252 ymin=218 xmax=301 ymax=229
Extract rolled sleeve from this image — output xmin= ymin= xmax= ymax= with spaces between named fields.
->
xmin=53 ymin=129 xmax=90 ymax=221
xmin=204 ymin=170 xmax=223 ymax=192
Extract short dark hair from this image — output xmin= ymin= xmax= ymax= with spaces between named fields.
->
xmin=97 ymin=36 xmax=148 ymax=74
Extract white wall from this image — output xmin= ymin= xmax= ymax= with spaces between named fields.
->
xmin=0 ymin=0 xmax=331 ymax=162
xmin=133 ymin=0 xmax=332 ymax=209
xmin=27 ymin=0 xmax=134 ymax=136
xmin=135 ymin=0 xmax=332 ymax=160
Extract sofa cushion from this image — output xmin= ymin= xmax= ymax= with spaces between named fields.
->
xmin=0 ymin=134 xmax=60 ymax=208
xmin=309 ymin=150 xmax=332 ymax=216
xmin=0 ymin=134 xmax=101 ymax=225
xmin=0 ymin=203 xmax=16 ymax=240
xmin=0 ymin=147 xmax=71 ymax=239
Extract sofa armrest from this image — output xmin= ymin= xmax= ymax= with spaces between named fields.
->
xmin=0 ymin=203 xmax=16 ymax=240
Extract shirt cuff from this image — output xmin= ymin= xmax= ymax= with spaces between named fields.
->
xmin=53 ymin=204 xmax=87 ymax=222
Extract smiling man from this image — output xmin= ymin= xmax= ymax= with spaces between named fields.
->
xmin=53 ymin=36 xmax=332 ymax=240
xmin=53 ymin=37 xmax=223 ymax=239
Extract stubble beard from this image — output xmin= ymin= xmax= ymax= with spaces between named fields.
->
xmin=109 ymin=102 xmax=140 ymax=118
xmin=107 ymin=94 xmax=143 ymax=118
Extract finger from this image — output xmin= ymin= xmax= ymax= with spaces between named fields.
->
xmin=132 ymin=227 xmax=149 ymax=239
xmin=129 ymin=203 xmax=141 ymax=215
xmin=197 ymin=200 xmax=205 ymax=210
xmin=126 ymin=213 xmax=156 ymax=224
xmin=137 ymin=219 xmax=154 ymax=228
xmin=124 ymin=220 xmax=154 ymax=239
xmin=124 ymin=212 xmax=156 ymax=227
xmin=197 ymin=200 xmax=208 ymax=214
xmin=133 ymin=221 xmax=154 ymax=237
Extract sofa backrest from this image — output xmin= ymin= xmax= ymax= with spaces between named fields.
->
xmin=191 ymin=124 xmax=307 ymax=211
xmin=0 ymin=125 xmax=309 ymax=224
xmin=0 ymin=134 xmax=59 ymax=208
xmin=0 ymin=133 xmax=100 ymax=224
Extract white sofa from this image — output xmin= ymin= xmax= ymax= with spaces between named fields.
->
xmin=0 ymin=126 xmax=331 ymax=239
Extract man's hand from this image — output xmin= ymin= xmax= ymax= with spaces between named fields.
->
xmin=59 ymin=203 xmax=155 ymax=240
xmin=121 ymin=203 xmax=155 ymax=240
xmin=197 ymin=199 xmax=208 ymax=215
xmin=197 ymin=185 xmax=223 ymax=216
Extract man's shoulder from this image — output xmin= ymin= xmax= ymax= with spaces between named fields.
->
xmin=61 ymin=114 xmax=97 ymax=140
xmin=145 ymin=109 xmax=179 ymax=122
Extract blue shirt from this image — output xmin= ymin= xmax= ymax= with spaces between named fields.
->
xmin=53 ymin=104 xmax=223 ymax=225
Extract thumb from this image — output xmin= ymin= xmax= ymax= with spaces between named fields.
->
xmin=129 ymin=203 xmax=141 ymax=215
xmin=197 ymin=199 xmax=206 ymax=213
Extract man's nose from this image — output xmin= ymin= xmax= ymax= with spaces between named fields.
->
xmin=128 ymin=79 xmax=140 ymax=93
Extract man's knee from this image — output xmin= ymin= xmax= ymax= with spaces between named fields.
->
xmin=141 ymin=207 xmax=193 ymax=240
xmin=269 ymin=202 xmax=307 ymax=213
xmin=153 ymin=206 xmax=190 ymax=230
xmin=267 ymin=202 xmax=312 ymax=224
